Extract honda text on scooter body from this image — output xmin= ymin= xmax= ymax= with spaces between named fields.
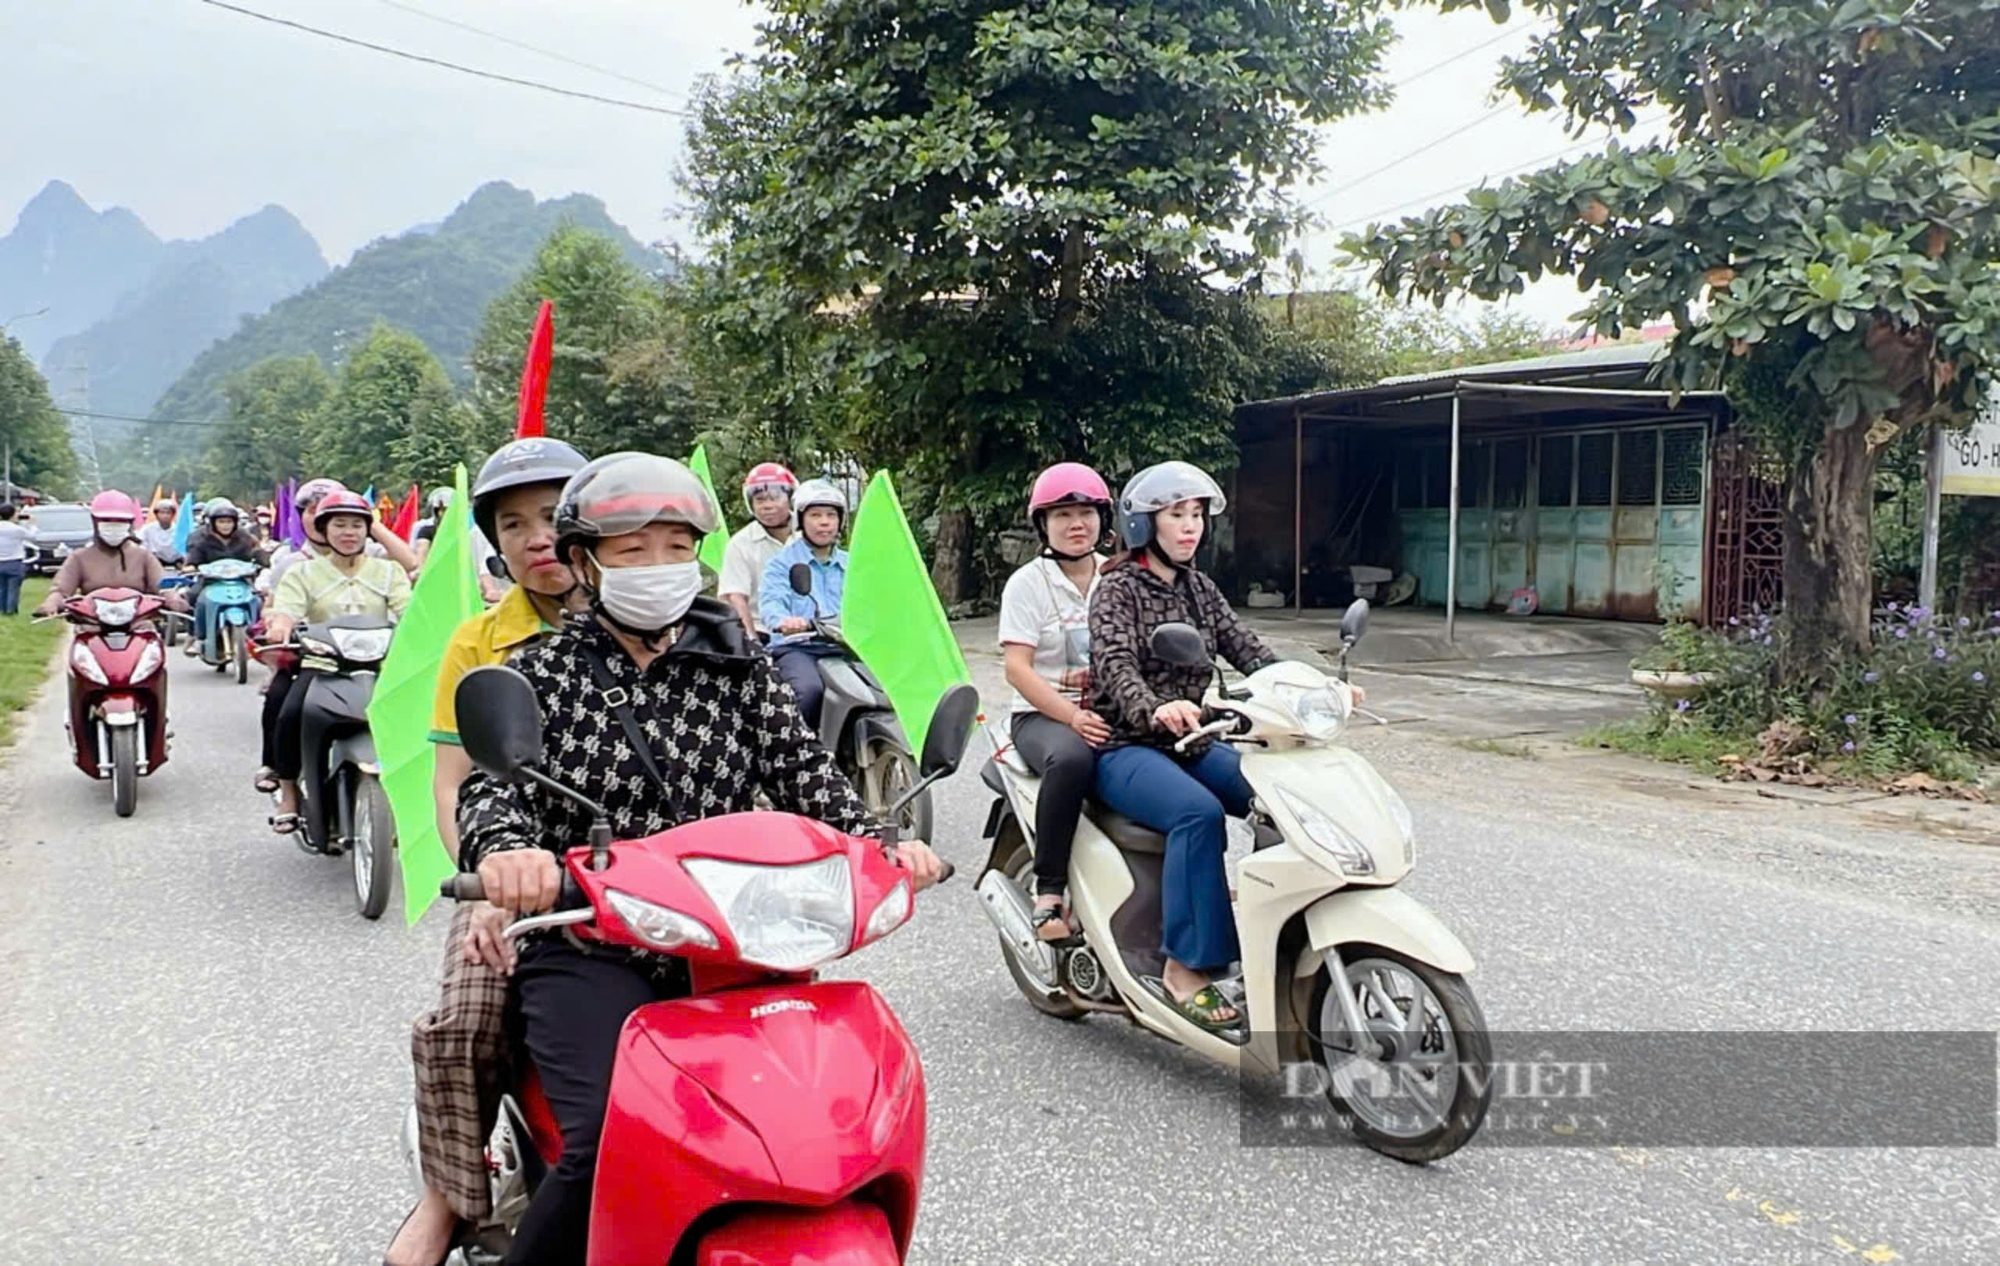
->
xmin=975 ymin=601 xmax=1494 ymax=1161
xmin=49 ymin=587 xmax=173 ymax=818
xmin=256 ymin=614 xmax=398 ymax=918
xmin=406 ymin=665 xmax=976 ymax=1265
xmin=784 ymin=562 xmax=933 ymax=842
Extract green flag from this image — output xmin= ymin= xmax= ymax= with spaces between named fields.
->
xmin=367 ymin=463 xmax=482 ymax=925
xmin=687 ymin=444 xmax=729 ymax=575
xmin=841 ymin=471 xmax=973 ymax=759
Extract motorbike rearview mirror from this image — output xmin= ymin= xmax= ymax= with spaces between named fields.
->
xmin=918 ymin=683 xmax=980 ymax=779
xmin=788 ymin=563 xmax=813 ymax=597
xmin=486 ymin=553 xmax=510 ymax=581
xmin=455 ymin=666 xmax=545 ymax=779
xmin=1340 ymin=598 xmax=1371 ymax=644
xmin=1149 ymin=623 xmax=1208 ymax=667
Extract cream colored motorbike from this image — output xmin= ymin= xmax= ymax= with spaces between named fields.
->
xmin=975 ymin=601 xmax=1492 ymax=1161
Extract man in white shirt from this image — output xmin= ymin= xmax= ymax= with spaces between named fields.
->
xmin=718 ymin=462 xmax=798 ymax=640
xmin=141 ymin=500 xmax=184 ymax=567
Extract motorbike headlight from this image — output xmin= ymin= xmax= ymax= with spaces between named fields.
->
xmin=94 ymin=597 xmax=138 ymax=628
xmin=330 ymin=627 xmax=392 ymax=662
xmin=69 ymin=642 xmax=109 ymax=686
xmin=684 ymin=854 xmax=855 ymax=972
xmin=132 ymin=641 xmax=164 ymax=682
xmin=1275 ymin=785 xmax=1375 ymax=877
xmin=861 ymin=878 xmax=911 ymax=945
xmin=1276 ymin=683 xmax=1351 ymax=742
xmin=604 ymin=889 xmax=719 ymax=954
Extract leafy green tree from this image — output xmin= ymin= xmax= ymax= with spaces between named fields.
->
xmin=309 ymin=323 xmax=467 ymax=492
xmin=1345 ymin=0 xmax=2000 ymax=676
xmin=203 ymin=353 xmax=336 ymax=500
xmin=685 ymin=0 xmax=1393 ymax=600
xmin=1270 ymin=289 xmax=1555 ymax=386
xmin=0 ymin=334 xmax=79 ymax=498
xmin=470 ymin=228 xmax=695 ymax=460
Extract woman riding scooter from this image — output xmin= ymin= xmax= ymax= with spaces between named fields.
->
xmin=1087 ymin=461 xmax=1305 ymax=1032
xmin=182 ymin=498 xmax=259 ymax=657
xmin=998 ymin=463 xmax=1116 ymax=942
xmin=265 ymin=491 xmax=411 ymax=836
xmin=384 ymin=436 xmax=591 ymax=1266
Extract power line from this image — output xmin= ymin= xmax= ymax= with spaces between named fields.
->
xmin=55 ymin=406 xmax=229 ymax=429
xmin=1306 ymin=101 xmax=1513 ymax=210
xmin=194 ymin=0 xmax=690 ymax=117
xmin=1320 ymin=112 xmax=1670 ymax=236
xmin=372 ymin=0 xmax=688 ymax=104
xmin=1396 ymin=20 xmax=1541 ymax=87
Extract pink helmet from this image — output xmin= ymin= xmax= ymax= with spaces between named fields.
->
xmin=1028 ymin=462 xmax=1113 ymax=557
xmin=88 ymin=490 xmax=143 ymax=524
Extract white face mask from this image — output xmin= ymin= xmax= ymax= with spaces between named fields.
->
xmin=592 ymin=557 xmax=702 ymax=633
xmin=96 ymin=522 xmax=132 ymax=548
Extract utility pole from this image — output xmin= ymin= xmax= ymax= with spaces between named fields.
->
xmin=58 ymin=349 xmax=103 ymax=493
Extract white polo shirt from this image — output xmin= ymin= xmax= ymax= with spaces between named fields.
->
xmin=719 ymin=520 xmax=791 ymax=631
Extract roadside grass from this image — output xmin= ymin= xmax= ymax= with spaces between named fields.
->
xmin=1578 ymin=718 xmax=1757 ymax=777
xmin=0 ymin=578 xmax=64 ymax=749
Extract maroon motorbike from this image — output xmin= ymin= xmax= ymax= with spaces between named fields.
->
xmin=47 ymin=587 xmax=174 ymax=816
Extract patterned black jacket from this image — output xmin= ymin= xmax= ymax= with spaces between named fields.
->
xmin=457 ymin=598 xmax=880 ymax=927
xmin=1088 ymin=558 xmax=1278 ymax=758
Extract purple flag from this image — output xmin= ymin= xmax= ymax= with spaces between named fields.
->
xmin=283 ymin=479 xmax=306 ymax=547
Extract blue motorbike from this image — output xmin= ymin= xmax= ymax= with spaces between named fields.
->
xmin=194 ymin=559 xmax=262 ymax=683
xmin=158 ymin=571 xmax=198 ymax=649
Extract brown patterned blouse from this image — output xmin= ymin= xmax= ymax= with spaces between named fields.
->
xmin=1088 ymin=558 xmax=1277 ymax=756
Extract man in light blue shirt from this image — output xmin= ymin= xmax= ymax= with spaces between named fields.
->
xmin=760 ymin=479 xmax=850 ymax=728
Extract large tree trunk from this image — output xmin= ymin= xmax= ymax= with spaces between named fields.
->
xmin=1779 ymin=421 xmax=1880 ymax=681
xmin=930 ymin=506 xmax=972 ymax=609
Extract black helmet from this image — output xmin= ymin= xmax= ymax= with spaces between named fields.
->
xmin=472 ymin=438 xmax=589 ymax=545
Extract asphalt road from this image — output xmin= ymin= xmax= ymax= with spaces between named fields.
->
xmin=2 ymin=646 xmax=1998 ymax=1264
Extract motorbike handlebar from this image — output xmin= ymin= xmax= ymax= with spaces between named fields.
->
xmin=441 ymin=856 xmax=956 ymax=904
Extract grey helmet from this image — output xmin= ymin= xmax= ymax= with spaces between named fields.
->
xmin=205 ymin=497 xmax=240 ymax=523
xmin=472 ymin=437 xmax=590 ymax=546
xmin=1116 ymin=460 xmax=1227 ymax=551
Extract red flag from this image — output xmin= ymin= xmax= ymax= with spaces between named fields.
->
xmin=515 ymin=299 xmax=554 ymax=439
xmin=392 ymin=484 xmax=421 ymax=541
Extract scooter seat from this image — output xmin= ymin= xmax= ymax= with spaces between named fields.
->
xmin=1084 ymin=802 xmax=1168 ymax=856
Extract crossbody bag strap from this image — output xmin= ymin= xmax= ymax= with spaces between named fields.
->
xmin=577 ymin=643 xmax=678 ymax=804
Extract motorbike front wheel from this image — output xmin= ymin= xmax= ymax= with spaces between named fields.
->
xmin=352 ymin=773 xmax=395 ymax=920
xmin=860 ymin=741 xmax=932 ymax=843
xmin=1304 ymin=947 xmax=1492 ymax=1163
xmin=232 ymin=627 xmax=248 ymax=684
xmin=110 ymin=725 xmax=139 ymax=818
xmin=995 ymin=833 xmax=1086 ymax=1022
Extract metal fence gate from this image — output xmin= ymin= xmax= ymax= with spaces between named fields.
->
xmin=1704 ymin=432 xmax=1785 ymax=626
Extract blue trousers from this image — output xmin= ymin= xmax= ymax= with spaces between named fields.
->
xmin=0 ymin=560 xmax=22 ymax=615
xmin=1093 ymin=743 xmax=1253 ymax=974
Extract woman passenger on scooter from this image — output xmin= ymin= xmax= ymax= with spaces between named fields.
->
xmin=384 ymin=437 xmax=590 ymax=1266
xmin=254 ymin=477 xmax=346 ymax=794
xmin=455 ymin=453 xmax=941 ymax=1266
xmin=1087 ymin=461 xmax=1275 ymax=1032
xmin=999 ymin=463 xmax=1116 ymax=942
xmin=264 ymin=491 xmax=412 ymax=836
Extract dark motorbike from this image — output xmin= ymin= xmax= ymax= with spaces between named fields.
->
xmin=257 ymin=614 xmax=398 ymax=919
xmin=783 ymin=563 xmax=933 ymax=842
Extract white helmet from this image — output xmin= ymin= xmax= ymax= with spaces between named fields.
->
xmin=793 ymin=478 xmax=848 ymax=531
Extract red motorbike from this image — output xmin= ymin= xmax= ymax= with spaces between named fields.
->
xmin=413 ymin=664 xmax=977 ymax=1265
xmin=46 ymin=587 xmax=173 ymax=816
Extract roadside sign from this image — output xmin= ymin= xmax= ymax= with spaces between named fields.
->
xmin=1941 ymin=384 xmax=2000 ymax=497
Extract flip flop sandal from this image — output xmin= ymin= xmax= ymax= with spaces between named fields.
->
xmin=254 ymin=768 xmax=280 ymax=794
xmin=1031 ymin=900 xmax=1076 ymax=943
xmin=269 ymin=812 xmax=301 ymax=836
xmin=1142 ymin=976 xmax=1242 ymax=1034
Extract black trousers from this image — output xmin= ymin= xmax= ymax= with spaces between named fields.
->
xmin=1011 ymin=712 xmax=1098 ymax=896
xmin=259 ymin=665 xmax=296 ymax=769
xmin=272 ymin=672 xmax=315 ymax=781
xmin=506 ymin=938 xmax=678 ymax=1266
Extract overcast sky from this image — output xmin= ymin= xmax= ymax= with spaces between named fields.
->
xmin=1 ymin=0 xmax=1658 ymax=332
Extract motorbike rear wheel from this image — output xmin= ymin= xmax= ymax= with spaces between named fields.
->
xmin=232 ymin=627 xmax=248 ymax=684
xmin=861 ymin=741 xmax=932 ymax=842
xmin=1304 ymin=947 xmax=1492 ymax=1163
xmin=352 ymin=774 xmax=395 ymax=920
xmin=110 ymin=725 xmax=139 ymax=818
